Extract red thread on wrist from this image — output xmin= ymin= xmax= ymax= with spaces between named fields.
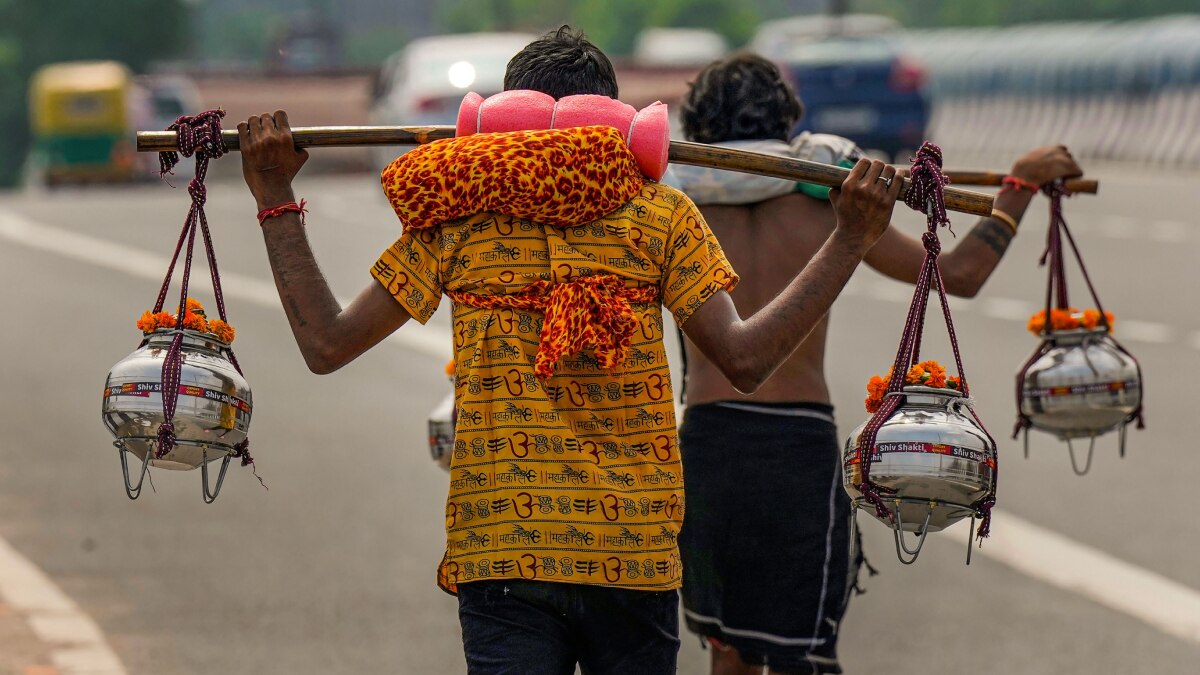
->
xmin=257 ymin=199 xmax=307 ymax=225
xmin=1001 ymin=176 xmax=1040 ymax=194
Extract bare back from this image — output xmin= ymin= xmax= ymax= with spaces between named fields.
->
xmin=683 ymin=192 xmax=839 ymax=406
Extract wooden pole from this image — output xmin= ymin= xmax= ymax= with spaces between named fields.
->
xmin=940 ymin=170 xmax=1098 ymax=195
xmin=138 ymin=125 xmax=1005 ymax=216
xmin=665 ymin=140 xmax=997 ymax=216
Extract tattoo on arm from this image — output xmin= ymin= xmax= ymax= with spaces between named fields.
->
xmin=967 ymin=218 xmax=1016 ymax=257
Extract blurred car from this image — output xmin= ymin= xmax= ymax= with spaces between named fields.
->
xmin=753 ymin=16 xmax=930 ymax=160
xmin=137 ymin=74 xmax=202 ymax=175
xmin=368 ymin=32 xmax=535 ymax=170
xmin=138 ymin=74 xmax=201 ymax=130
xmin=268 ymin=10 xmax=344 ymax=74
xmin=752 ymin=13 xmax=900 ymax=56
xmin=633 ymin=28 xmax=728 ymax=68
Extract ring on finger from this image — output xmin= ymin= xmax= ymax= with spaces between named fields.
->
xmin=876 ymin=176 xmax=893 ymax=189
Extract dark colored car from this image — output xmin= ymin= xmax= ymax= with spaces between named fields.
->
xmin=774 ymin=35 xmax=931 ymax=160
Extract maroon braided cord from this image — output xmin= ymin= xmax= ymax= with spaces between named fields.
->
xmin=1057 ymin=212 xmax=1145 ymax=429
xmin=151 ymin=111 xmax=262 ymax=474
xmin=1014 ymin=185 xmax=1145 ymax=438
xmin=902 ymin=142 xmax=951 ymax=231
xmin=855 ymin=142 xmax=997 ymax=539
xmin=189 ymin=132 xmax=261 ymax=475
xmin=1012 ymin=341 xmax=1053 ymax=440
xmin=155 ymin=221 xmax=198 ymax=455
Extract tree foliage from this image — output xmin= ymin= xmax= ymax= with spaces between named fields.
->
xmin=437 ymin=0 xmax=760 ymax=55
xmin=0 ymin=0 xmax=188 ymax=186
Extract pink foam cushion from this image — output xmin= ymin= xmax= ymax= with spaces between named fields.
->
xmin=456 ymin=90 xmax=669 ymax=181
xmin=551 ymin=94 xmax=635 ymax=132
xmin=454 ymin=92 xmax=485 ymax=138
xmin=626 ymin=102 xmax=669 ymax=183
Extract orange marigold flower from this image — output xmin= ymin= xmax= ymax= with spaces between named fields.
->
xmin=137 ymin=311 xmax=177 ymax=333
xmin=864 ymin=359 xmax=958 ymax=412
xmin=207 ymin=319 xmax=236 ymax=344
xmin=1050 ymin=308 xmax=1079 ymax=331
xmin=1028 ymin=311 xmax=1047 ymax=334
xmin=182 ymin=311 xmax=208 ymax=332
xmin=905 ymin=364 xmax=927 ymax=385
xmin=916 ymin=360 xmax=947 ymax=388
xmin=867 ymin=374 xmax=887 ymax=397
xmin=865 ymin=396 xmax=881 ymax=414
xmin=444 ymin=359 xmax=457 ymax=377
xmin=1029 ymin=307 xmax=1115 ymax=335
xmin=182 ymin=297 xmax=206 ymax=316
xmin=864 ymin=373 xmax=890 ymax=413
xmin=1081 ymin=309 xmax=1115 ymax=331
xmin=136 ymin=310 xmax=158 ymax=333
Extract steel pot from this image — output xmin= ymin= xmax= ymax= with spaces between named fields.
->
xmin=1018 ymin=328 xmax=1141 ymax=473
xmin=102 ymin=329 xmax=252 ymax=499
xmin=428 ymin=390 xmax=455 ymax=472
xmin=844 ymin=386 xmax=996 ymax=563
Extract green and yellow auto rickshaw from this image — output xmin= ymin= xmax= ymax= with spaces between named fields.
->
xmin=29 ymin=60 xmax=150 ymax=184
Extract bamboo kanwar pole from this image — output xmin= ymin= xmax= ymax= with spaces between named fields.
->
xmin=939 ymin=170 xmax=1098 ymax=195
xmin=136 ymin=125 xmax=1038 ymax=217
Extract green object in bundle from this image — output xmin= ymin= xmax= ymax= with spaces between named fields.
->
xmin=796 ymin=159 xmax=858 ymax=201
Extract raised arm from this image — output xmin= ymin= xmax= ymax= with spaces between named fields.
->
xmin=239 ymin=110 xmax=411 ymax=374
xmin=682 ymin=159 xmax=900 ymax=394
xmin=864 ymin=145 xmax=1083 ymax=297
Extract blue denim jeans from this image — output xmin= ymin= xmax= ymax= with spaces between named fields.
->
xmin=457 ymin=579 xmax=680 ymax=675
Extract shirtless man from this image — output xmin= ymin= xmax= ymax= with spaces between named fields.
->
xmin=672 ymin=53 xmax=1083 ymax=675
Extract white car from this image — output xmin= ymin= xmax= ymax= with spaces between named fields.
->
xmin=368 ymin=32 xmax=535 ymax=170
xmin=632 ymin=28 xmax=727 ymax=68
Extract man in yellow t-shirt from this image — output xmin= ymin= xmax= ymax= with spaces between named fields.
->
xmin=373 ymin=180 xmax=730 ymax=598
xmin=237 ymin=25 xmax=899 ymax=675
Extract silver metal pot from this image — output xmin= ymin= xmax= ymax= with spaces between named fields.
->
xmin=1018 ymin=328 xmax=1141 ymax=474
xmin=102 ymin=329 xmax=252 ymax=500
xmin=843 ymin=386 xmax=996 ymax=564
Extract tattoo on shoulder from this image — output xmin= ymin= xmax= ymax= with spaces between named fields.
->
xmin=968 ymin=218 xmax=1016 ymax=256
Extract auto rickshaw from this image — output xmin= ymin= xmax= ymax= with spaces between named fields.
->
xmin=28 ymin=61 xmax=150 ymax=185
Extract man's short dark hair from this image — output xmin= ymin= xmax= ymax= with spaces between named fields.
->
xmin=681 ymin=53 xmax=804 ymax=144
xmin=504 ymin=25 xmax=618 ymax=99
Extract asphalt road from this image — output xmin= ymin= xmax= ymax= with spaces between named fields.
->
xmin=1 ymin=159 xmax=1198 ymax=674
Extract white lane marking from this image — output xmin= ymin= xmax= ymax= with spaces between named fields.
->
xmin=0 ymin=209 xmax=450 ymax=359
xmin=0 ymin=537 xmax=128 ymax=674
xmin=1117 ymin=319 xmax=1174 ymax=345
xmin=854 ymin=280 xmax=1172 ymax=347
xmin=1046 ymin=214 xmax=1191 ymax=246
xmin=980 ymin=509 xmax=1200 ymax=645
xmin=1097 ymin=215 xmax=1138 ymax=240
xmin=6 ymin=207 xmax=1200 ymax=648
xmin=981 ymin=297 xmax=1036 ymax=321
xmin=1148 ymin=219 xmax=1191 ymax=244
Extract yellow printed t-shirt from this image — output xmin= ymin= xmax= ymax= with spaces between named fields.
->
xmin=372 ymin=183 xmax=736 ymax=594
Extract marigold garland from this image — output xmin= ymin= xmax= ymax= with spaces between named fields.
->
xmin=1027 ymin=308 xmax=1114 ymax=335
xmin=206 ymin=319 xmax=236 ymax=344
xmin=135 ymin=297 xmax=236 ymax=344
xmin=864 ymin=359 xmax=961 ymax=413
